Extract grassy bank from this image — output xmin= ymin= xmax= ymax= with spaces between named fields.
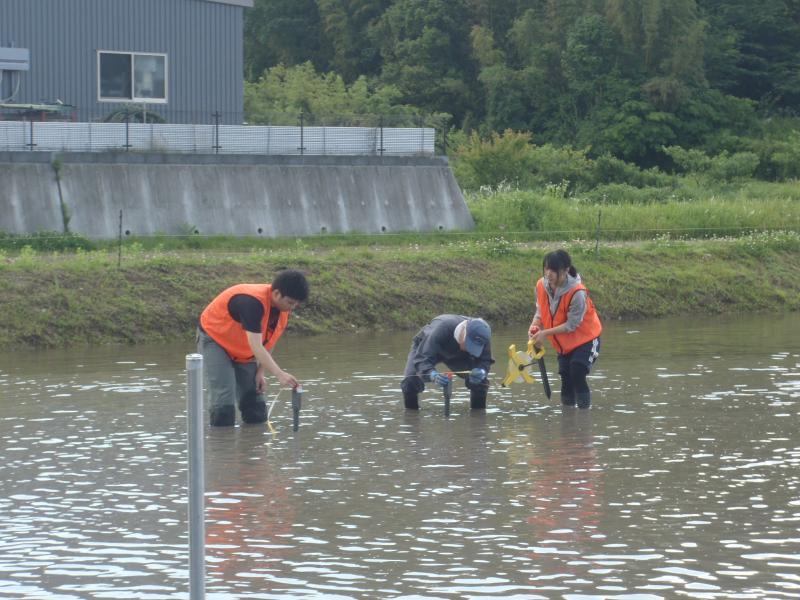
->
xmin=1 ymin=232 xmax=798 ymax=350
xmin=466 ymin=182 xmax=800 ymax=238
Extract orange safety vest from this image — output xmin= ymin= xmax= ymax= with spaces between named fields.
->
xmin=200 ymin=283 xmax=289 ymax=363
xmin=536 ymin=278 xmax=602 ymax=355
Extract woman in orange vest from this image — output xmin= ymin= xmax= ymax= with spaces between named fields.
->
xmin=528 ymin=250 xmax=602 ymax=409
xmin=198 ymin=269 xmax=309 ymax=426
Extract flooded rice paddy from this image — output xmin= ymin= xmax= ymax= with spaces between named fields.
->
xmin=0 ymin=314 xmax=798 ymax=599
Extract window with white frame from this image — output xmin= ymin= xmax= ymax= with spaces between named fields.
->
xmin=98 ymin=51 xmax=167 ymax=103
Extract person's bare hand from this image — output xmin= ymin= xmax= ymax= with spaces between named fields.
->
xmin=277 ymin=370 xmax=299 ymax=389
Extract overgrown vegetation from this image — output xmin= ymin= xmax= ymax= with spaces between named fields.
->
xmin=449 ymin=129 xmax=800 ymax=240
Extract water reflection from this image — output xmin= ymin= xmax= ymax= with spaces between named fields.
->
xmin=0 ymin=314 xmax=798 ymax=598
xmin=204 ymin=427 xmax=298 ymax=595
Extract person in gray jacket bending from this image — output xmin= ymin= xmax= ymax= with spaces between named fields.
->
xmin=401 ymin=315 xmax=494 ymax=410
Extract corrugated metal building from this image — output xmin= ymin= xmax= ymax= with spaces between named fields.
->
xmin=0 ymin=0 xmax=252 ymax=123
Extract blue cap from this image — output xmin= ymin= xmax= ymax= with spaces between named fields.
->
xmin=465 ymin=318 xmax=491 ymax=357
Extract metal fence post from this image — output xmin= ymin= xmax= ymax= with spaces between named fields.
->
xmin=186 ymin=353 xmax=205 ymax=600
xmin=298 ymin=110 xmax=305 ymax=155
xmin=27 ymin=118 xmax=36 ymax=151
xmin=212 ymin=111 xmax=221 ymax=154
xmin=595 ymin=209 xmax=602 ymax=255
xmin=117 ymin=209 xmax=123 ymax=269
xmin=378 ymin=115 xmax=385 ymax=156
xmin=123 ymin=115 xmax=131 ymax=152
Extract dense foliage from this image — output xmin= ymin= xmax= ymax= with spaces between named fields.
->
xmin=243 ymin=0 xmax=800 ymax=171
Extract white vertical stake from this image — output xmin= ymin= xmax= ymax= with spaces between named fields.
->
xmin=186 ymin=353 xmax=205 ymax=599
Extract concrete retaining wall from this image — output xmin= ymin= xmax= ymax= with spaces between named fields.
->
xmin=0 ymin=152 xmax=472 ymax=238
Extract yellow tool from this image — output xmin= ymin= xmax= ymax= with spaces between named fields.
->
xmin=502 ymin=340 xmax=544 ymax=387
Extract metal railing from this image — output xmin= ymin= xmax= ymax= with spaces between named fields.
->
xmin=0 ymin=107 xmax=445 ymax=156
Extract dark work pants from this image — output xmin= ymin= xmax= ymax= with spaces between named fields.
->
xmin=557 ymin=337 xmax=600 ymax=409
xmin=400 ymin=344 xmax=488 ymax=410
xmin=197 ymin=329 xmax=267 ymax=426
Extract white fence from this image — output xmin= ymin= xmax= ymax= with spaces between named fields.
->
xmin=0 ymin=121 xmax=436 ymax=155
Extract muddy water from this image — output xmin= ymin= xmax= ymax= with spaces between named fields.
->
xmin=0 ymin=314 xmax=798 ymax=599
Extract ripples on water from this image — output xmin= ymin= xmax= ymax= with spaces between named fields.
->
xmin=0 ymin=315 xmax=798 ymax=599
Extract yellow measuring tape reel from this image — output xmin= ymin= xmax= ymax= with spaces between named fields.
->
xmin=502 ymin=339 xmax=544 ymax=387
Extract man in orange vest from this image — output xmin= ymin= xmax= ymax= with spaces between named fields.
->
xmin=198 ymin=269 xmax=309 ymax=426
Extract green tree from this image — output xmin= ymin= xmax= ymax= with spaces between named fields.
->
xmin=563 ymin=15 xmax=620 ymax=117
xmin=244 ymin=62 xmax=421 ymax=124
xmin=471 ymin=25 xmax=532 ymax=132
xmin=698 ymin=0 xmax=800 ymax=111
xmin=605 ymin=0 xmax=706 ymax=110
xmin=244 ymin=0 xmax=329 ymax=80
xmin=369 ymin=0 xmax=478 ymax=125
xmin=505 ymin=6 xmax=574 ymax=137
xmin=577 ymin=96 xmax=679 ymax=164
xmin=464 ymin=0 xmax=535 ymax=51
xmin=315 ymin=0 xmax=392 ymax=82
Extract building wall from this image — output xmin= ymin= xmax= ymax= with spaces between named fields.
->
xmin=0 ymin=0 xmax=246 ymax=123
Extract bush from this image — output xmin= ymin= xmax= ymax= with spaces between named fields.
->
xmin=663 ymin=145 xmax=759 ymax=181
xmin=581 ymin=183 xmax=676 ymax=204
xmin=526 ymin=144 xmax=595 ymax=190
xmin=466 ymin=189 xmax=551 ymax=231
xmin=592 ymin=153 xmax=674 ymax=188
xmin=747 ymin=130 xmax=800 ymax=180
xmin=706 ymin=151 xmax=759 ymax=181
xmin=453 ymin=129 xmax=680 ymax=193
xmin=662 ymin=145 xmax=710 ymax=174
xmin=452 ymin=129 xmax=538 ymax=190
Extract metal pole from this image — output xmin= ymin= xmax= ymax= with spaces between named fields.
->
xmin=27 ymin=118 xmax=36 ymax=151
xmin=595 ymin=209 xmax=602 ymax=255
xmin=443 ymin=379 xmax=452 ymax=418
xmin=212 ymin=111 xmax=221 ymax=154
xmin=298 ymin=110 xmax=305 ymax=155
xmin=379 ymin=115 xmax=384 ymax=156
xmin=117 ymin=209 xmax=123 ymax=269
xmin=291 ymin=386 xmax=303 ymax=432
xmin=124 ymin=115 xmax=131 ymax=152
xmin=186 ymin=353 xmax=205 ymax=600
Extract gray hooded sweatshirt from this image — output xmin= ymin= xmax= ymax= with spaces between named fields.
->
xmin=534 ymin=273 xmax=587 ymax=332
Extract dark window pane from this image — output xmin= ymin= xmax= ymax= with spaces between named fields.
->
xmin=100 ymin=53 xmax=131 ymax=99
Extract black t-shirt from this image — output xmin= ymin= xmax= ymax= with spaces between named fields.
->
xmin=228 ymin=294 xmax=280 ymax=334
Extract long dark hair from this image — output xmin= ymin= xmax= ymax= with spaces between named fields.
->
xmin=543 ymin=249 xmax=577 ymax=277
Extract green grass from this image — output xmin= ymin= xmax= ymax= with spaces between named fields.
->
xmin=1 ymin=233 xmax=798 ymax=350
xmin=466 ymin=182 xmax=800 ymax=240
